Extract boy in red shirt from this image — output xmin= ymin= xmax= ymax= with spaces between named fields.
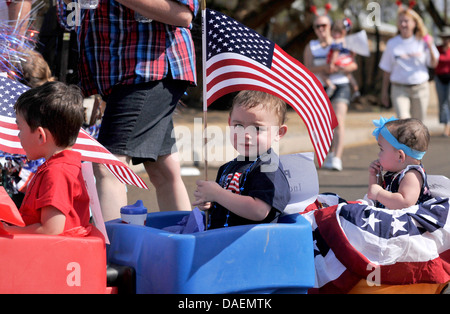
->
xmin=3 ymin=81 xmax=90 ymax=235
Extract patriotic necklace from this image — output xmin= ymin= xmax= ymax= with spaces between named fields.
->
xmin=208 ymin=156 xmax=260 ymax=229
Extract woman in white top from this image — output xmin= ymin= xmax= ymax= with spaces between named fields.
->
xmin=304 ymin=14 xmax=358 ymax=171
xmin=379 ymin=7 xmax=439 ymax=121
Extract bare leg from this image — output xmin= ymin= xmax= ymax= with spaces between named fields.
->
xmin=444 ymin=123 xmax=450 ymax=137
xmin=332 ymin=101 xmax=348 ymax=160
xmin=92 ymin=155 xmax=128 ymax=221
xmin=144 ymin=152 xmax=191 ymax=211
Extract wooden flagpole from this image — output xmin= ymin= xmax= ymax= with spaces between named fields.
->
xmin=201 ymin=0 xmax=209 ymax=229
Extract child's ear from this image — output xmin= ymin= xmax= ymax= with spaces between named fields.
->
xmin=36 ymin=126 xmax=49 ymax=145
xmin=279 ymin=125 xmax=288 ymax=138
xmin=275 ymin=125 xmax=288 ymax=141
xmin=398 ymin=149 xmax=406 ymax=163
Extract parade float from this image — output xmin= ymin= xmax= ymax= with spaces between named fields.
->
xmin=1 ymin=150 xmax=450 ymax=294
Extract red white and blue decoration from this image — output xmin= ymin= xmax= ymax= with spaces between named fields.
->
xmin=302 ymin=194 xmax=450 ymax=293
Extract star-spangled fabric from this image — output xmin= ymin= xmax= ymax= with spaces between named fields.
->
xmin=301 ymin=194 xmax=450 ymax=293
xmin=204 ymin=9 xmax=337 ymax=167
xmin=0 ymin=77 xmax=147 ymax=189
xmin=206 ymin=13 xmax=274 ymax=66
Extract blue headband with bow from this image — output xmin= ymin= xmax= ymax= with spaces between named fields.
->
xmin=372 ymin=117 xmax=426 ymax=160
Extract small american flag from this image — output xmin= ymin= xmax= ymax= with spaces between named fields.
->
xmin=203 ymin=9 xmax=337 ymax=166
xmin=0 ymin=76 xmax=148 ymax=189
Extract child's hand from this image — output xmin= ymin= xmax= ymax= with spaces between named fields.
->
xmin=192 ymin=180 xmax=223 ymax=208
xmin=369 ymin=159 xmax=382 ymax=187
xmin=368 ymin=160 xmax=384 ymax=200
xmin=196 ymin=202 xmax=212 ymax=211
xmin=369 ymin=159 xmax=381 ymax=176
xmin=328 ymin=63 xmax=338 ymax=74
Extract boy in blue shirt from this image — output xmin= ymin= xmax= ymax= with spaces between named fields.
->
xmin=193 ymin=90 xmax=291 ymax=229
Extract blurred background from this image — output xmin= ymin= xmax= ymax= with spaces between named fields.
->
xmin=17 ymin=0 xmax=450 ymax=112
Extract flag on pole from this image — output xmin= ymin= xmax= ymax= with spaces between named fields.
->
xmin=0 ymin=76 xmax=148 ymax=189
xmin=202 ymin=9 xmax=337 ymax=166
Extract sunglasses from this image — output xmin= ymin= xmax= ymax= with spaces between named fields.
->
xmin=314 ymin=24 xmax=328 ymax=29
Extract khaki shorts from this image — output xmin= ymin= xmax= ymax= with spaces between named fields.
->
xmin=390 ymin=81 xmax=429 ymax=121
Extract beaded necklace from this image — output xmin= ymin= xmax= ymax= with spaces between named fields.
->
xmin=208 ymin=156 xmax=260 ymax=229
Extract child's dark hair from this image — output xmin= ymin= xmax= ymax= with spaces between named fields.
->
xmin=14 ymin=81 xmax=84 ymax=147
xmin=385 ymin=118 xmax=430 ymax=153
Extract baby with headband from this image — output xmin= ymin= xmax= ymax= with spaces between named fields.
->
xmin=368 ymin=117 xmax=433 ymax=209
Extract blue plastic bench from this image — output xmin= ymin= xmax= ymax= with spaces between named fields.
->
xmin=105 ymin=153 xmax=318 ymax=294
xmin=106 ymin=211 xmax=314 ymax=294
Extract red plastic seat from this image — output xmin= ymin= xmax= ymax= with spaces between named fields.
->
xmin=0 ymin=226 xmax=110 ymax=294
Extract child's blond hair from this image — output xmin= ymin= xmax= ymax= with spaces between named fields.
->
xmin=231 ymin=90 xmax=287 ymax=125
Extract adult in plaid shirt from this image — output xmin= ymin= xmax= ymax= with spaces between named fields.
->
xmin=58 ymin=0 xmax=198 ymax=220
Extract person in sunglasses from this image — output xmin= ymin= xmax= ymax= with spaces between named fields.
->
xmin=304 ymin=13 xmax=357 ymax=171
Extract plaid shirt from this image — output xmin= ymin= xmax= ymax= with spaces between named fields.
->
xmin=57 ymin=0 xmax=198 ymax=97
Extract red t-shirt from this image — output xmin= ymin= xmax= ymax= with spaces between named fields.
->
xmin=19 ymin=150 xmax=90 ymax=233
xmin=436 ymin=45 xmax=450 ymax=76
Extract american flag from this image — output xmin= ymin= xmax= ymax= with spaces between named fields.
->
xmin=0 ymin=77 xmax=148 ymax=189
xmin=203 ymin=9 xmax=337 ymax=166
xmin=302 ymin=194 xmax=450 ymax=293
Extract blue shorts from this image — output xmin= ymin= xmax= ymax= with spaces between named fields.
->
xmin=329 ymin=83 xmax=351 ymax=106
